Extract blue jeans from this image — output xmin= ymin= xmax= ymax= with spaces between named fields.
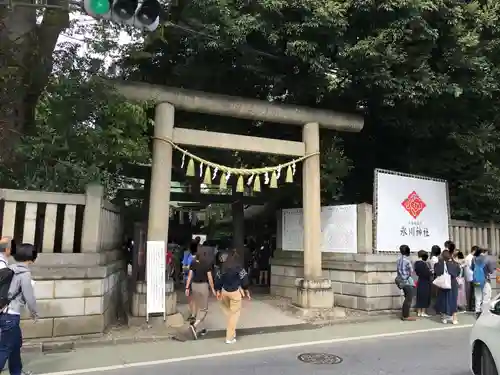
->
xmin=0 ymin=314 xmax=23 ymax=375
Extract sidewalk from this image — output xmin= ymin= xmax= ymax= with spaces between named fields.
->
xmin=23 ymin=314 xmax=476 ymax=375
xmin=175 ymin=291 xmax=307 ymax=332
xmin=24 ymin=293 xmax=315 ymax=352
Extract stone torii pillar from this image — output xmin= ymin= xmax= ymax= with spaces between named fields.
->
xmin=147 ymin=102 xmax=174 ymax=243
xmin=296 ymin=122 xmax=331 ymax=308
xmin=113 ymin=80 xmax=364 ymax=310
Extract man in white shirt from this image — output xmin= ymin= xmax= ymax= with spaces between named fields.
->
xmin=0 ymin=237 xmax=12 ymax=268
xmin=465 ymin=246 xmax=480 ymax=311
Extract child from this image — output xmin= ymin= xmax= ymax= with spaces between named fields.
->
xmin=415 ymin=250 xmax=432 ymax=317
xmin=0 ymin=243 xmax=38 ymax=375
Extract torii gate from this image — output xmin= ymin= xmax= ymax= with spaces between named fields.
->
xmin=114 ymin=80 xmax=364 ymax=309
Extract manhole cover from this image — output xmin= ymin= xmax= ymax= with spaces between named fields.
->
xmin=297 ymin=353 xmax=343 ymax=365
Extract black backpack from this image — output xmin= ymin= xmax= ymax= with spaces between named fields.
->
xmin=0 ymin=265 xmax=18 ymax=311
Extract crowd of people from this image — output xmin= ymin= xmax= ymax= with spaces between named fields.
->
xmin=166 ymin=237 xmax=273 ymax=288
xmin=397 ymin=240 xmax=496 ymax=323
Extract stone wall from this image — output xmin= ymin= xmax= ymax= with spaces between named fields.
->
xmin=271 ymin=251 xmax=499 ymax=313
xmin=20 ymin=252 xmax=128 ymax=339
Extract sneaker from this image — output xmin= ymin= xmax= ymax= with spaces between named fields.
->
xmin=441 ymin=318 xmax=448 ymax=324
xmin=189 ymin=325 xmax=198 ymax=340
xmin=417 ymin=312 xmax=422 ymax=317
xmin=421 ymin=313 xmax=430 ymax=317
xmin=199 ymin=329 xmax=207 ymax=337
xmin=452 ymin=320 xmax=459 ymax=325
xmin=225 ymin=338 xmax=236 ymax=344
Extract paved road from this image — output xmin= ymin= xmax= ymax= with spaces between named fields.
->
xmin=27 ymin=315 xmax=476 ymax=375
xmin=89 ymin=328 xmax=472 ymax=375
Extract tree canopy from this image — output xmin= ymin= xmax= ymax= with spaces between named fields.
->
xmin=3 ymin=0 xmax=500 ymax=220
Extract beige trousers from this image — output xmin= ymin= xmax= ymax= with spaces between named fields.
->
xmin=191 ymin=282 xmax=209 ymax=330
xmin=220 ymin=289 xmax=242 ymax=341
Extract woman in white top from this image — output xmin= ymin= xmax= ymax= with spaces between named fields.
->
xmin=429 ymin=245 xmax=441 ymax=273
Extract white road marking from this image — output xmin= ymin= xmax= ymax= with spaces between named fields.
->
xmin=39 ymin=324 xmax=473 ymax=375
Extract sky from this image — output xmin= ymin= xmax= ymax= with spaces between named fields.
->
xmin=57 ymin=13 xmax=135 ymax=60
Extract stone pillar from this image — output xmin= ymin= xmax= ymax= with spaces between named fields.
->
xmin=140 ymin=102 xmax=179 ymax=321
xmin=142 ymin=169 xmax=151 ymax=221
xmin=232 ymin=200 xmax=245 ymax=249
xmin=276 ymin=210 xmax=282 ymax=250
xmin=357 ymin=203 xmax=373 ymax=254
xmin=489 ymin=221 xmax=497 ymax=253
xmin=81 ymin=184 xmax=104 ymax=253
xmin=147 ymin=102 xmax=174 ymax=243
xmin=294 ymin=122 xmax=334 ymax=309
xmin=302 ymin=122 xmax=322 ymax=279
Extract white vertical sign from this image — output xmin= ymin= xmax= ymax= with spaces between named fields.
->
xmin=146 ymin=240 xmax=166 ymax=321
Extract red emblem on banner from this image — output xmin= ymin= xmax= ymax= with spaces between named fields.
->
xmin=402 ymin=191 xmax=426 ymax=219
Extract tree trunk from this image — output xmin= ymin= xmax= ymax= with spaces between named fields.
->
xmin=0 ymin=1 xmax=69 ymax=164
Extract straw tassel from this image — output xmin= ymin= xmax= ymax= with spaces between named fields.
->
xmin=186 ymin=158 xmax=195 ymax=176
xmin=253 ymin=175 xmax=261 ymax=192
xmin=236 ymin=175 xmax=244 ymax=192
xmin=270 ymin=171 xmax=278 ymax=188
xmin=203 ymin=166 xmax=211 ymax=185
xmin=285 ymin=165 xmax=293 ymax=183
xmin=219 ymin=173 xmax=227 ymax=190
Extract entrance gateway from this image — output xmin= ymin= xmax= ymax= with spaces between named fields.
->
xmin=114 ymin=80 xmax=364 ymax=313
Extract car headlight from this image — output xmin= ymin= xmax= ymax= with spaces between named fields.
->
xmin=490 ymin=298 xmax=500 ymax=315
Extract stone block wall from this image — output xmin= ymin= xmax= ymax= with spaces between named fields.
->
xmin=271 ymin=251 xmax=404 ymax=313
xmin=272 ymin=251 xmax=498 ymax=313
xmin=21 ymin=258 xmax=128 ymax=339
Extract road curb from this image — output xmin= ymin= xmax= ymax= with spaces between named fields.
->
xmin=22 ymin=313 xmax=403 ymax=354
xmin=23 ymin=323 xmax=319 ymax=354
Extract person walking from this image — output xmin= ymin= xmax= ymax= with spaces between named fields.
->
xmin=415 ymin=250 xmax=432 ymax=317
xmin=0 ymin=243 xmax=39 ymax=375
xmin=183 ymin=240 xmax=198 ymax=322
xmin=434 ymin=250 xmax=460 ymax=324
xmin=471 ymin=247 xmax=494 ymax=318
xmin=215 ymin=249 xmax=251 ymax=344
xmin=185 ymin=247 xmax=216 ymax=340
xmin=396 ymin=245 xmax=415 ymax=321
xmin=257 ymin=241 xmax=272 ymax=286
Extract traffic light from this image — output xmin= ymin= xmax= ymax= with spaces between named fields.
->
xmin=83 ymin=0 xmax=162 ymax=31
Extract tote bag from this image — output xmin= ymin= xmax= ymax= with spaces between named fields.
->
xmin=433 ymin=262 xmax=452 ymax=290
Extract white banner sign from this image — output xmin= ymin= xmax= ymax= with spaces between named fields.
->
xmin=281 ymin=205 xmax=357 ymax=253
xmin=146 ymin=240 xmax=166 ymax=321
xmin=374 ymin=169 xmax=450 ymax=252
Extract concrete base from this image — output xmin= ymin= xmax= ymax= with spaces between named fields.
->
xmin=128 ymin=312 xmax=184 ymax=328
xmin=293 ymin=278 xmax=334 ymax=309
xmin=130 ymin=280 xmax=178 ymax=320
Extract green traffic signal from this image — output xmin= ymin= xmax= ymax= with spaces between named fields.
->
xmin=90 ymin=0 xmax=110 ymax=15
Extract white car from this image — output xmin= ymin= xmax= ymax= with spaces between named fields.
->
xmin=471 ymin=294 xmax=500 ymax=375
